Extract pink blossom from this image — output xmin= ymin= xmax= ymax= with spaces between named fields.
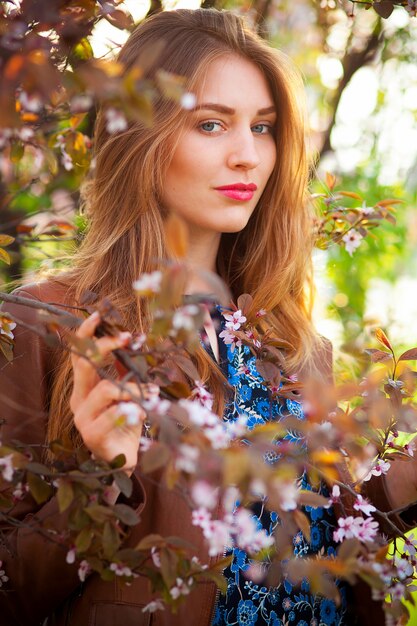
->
xmin=272 ymin=479 xmax=298 ymax=512
xmin=363 ymin=459 xmax=391 ymax=481
xmin=191 ymin=481 xmax=218 ymax=510
xmin=395 ymin=557 xmax=414 ymax=581
xmin=328 ymin=484 xmax=340 ymax=506
xmin=389 ymin=582 xmax=405 ymax=600
xmin=78 ymin=560 xmax=91 ymax=582
xmin=191 ymin=382 xmax=213 ymax=410
xmin=142 ymin=395 xmax=170 ymax=416
xmin=204 ymin=423 xmax=231 ymax=449
xmin=191 ymin=507 xmax=212 ymax=530
xmin=175 ymin=444 xmax=200 ymax=473
xmin=223 ymin=310 xmax=246 ymax=331
xmin=333 ymin=515 xmax=379 ymax=543
xmin=105 ymin=108 xmax=128 ymax=134
xmin=256 ymin=309 xmax=267 ymax=318
xmin=353 ymin=494 xmax=376 ymax=516
xmin=204 ymin=520 xmax=232 ymax=557
xmin=116 ymin=402 xmax=142 ymax=426
xmin=404 ymin=533 xmax=417 ymax=556
xmin=404 ymin=440 xmax=416 ymax=457
xmin=142 ymin=599 xmax=165 ymax=613
xmin=178 ymin=399 xmax=217 ymax=427
xmin=0 ymin=317 xmax=16 ymax=340
xmin=219 ymin=327 xmax=242 ymax=351
xmin=139 ymin=436 xmax=152 ymax=452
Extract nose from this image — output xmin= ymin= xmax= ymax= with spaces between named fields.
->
xmin=227 ymin=129 xmax=261 ymax=171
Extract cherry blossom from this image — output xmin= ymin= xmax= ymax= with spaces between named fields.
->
xmin=105 ymin=108 xmax=128 ymax=134
xmin=191 ymin=507 xmax=212 ymax=530
xmin=203 ymin=519 xmax=232 ymax=556
xmin=191 ymin=382 xmax=213 ymax=410
xmin=139 ymin=436 xmax=152 ymax=452
xmin=110 ymin=562 xmax=134 ymax=577
xmin=389 ymin=582 xmax=405 ymax=601
xmin=66 ymin=547 xmax=76 ymax=564
xmin=142 ymin=395 xmax=170 ymax=416
xmin=353 ymin=494 xmax=376 ymax=516
xmin=342 ymin=229 xmax=363 ymax=256
xmin=333 ymin=515 xmax=379 ymax=543
xmin=406 ymin=0 xmax=417 ymax=17
xmin=360 ymin=201 xmax=375 ymax=215
xmin=0 ymin=561 xmax=8 ymax=587
xmin=115 ymin=402 xmax=142 ymax=426
xmin=169 ymin=577 xmax=192 ymax=599
xmin=178 ymin=399 xmax=218 ymax=427
xmin=142 ymin=599 xmax=165 ymax=613
xmin=223 ymin=310 xmax=246 ymax=331
xmin=0 ymin=454 xmax=14 ymax=482
xmin=172 ymin=304 xmax=199 ymax=332
xmin=133 ymin=271 xmax=162 ymax=295
xmin=363 ymin=458 xmax=391 ymax=481
xmin=175 ymin=444 xmax=200 ymax=473
xmin=218 ymin=327 xmax=242 ymax=351
xmin=78 ymin=559 xmax=91 ymax=582
xmin=151 ymin=547 xmax=161 ymax=568
xmin=191 ymin=480 xmax=218 ymax=510
xmin=404 ymin=533 xmax=417 ymax=556
xmin=395 ymin=557 xmax=414 ymax=581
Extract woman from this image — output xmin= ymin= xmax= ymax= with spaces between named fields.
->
xmin=1 ymin=8 xmax=416 ymax=626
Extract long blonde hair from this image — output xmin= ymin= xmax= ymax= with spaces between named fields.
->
xmin=47 ymin=8 xmax=320 ymax=449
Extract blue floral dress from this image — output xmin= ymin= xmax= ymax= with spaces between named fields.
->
xmin=202 ymin=310 xmax=356 ymax=626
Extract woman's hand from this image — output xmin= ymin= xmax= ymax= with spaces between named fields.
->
xmin=70 ymin=312 xmax=149 ymax=477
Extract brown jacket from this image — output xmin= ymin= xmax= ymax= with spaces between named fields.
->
xmin=0 ymin=281 xmax=415 ymax=626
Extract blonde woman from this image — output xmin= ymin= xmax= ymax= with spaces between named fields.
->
xmin=1 ymin=8 xmax=416 ymax=626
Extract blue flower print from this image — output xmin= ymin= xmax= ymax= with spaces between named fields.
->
xmin=231 ymin=548 xmax=248 ymax=584
xmin=247 ymin=414 xmax=266 ymax=430
xmin=255 ymin=398 xmax=271 ymax=418
xmin=320 ymin=598 xmax=337 ymax=625
xmin=237 ymin=599 xmax=257 ymax=626
xmin=269 ymin=611 xmax=284 ymax=626
xmin=286 ymin=398 xmax=304 ymax=420
xmin=309 ymin=524 xmax=323 ymax=550
xmin=239 ymin=384 xmax=252 ymax=401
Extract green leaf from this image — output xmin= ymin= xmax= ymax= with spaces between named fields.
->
xmin=57 ymin=480 xmax=74 ymax=513
xmin=84 ymin=504 xmax=114 ymax=523
xmin=102 ymin=521 xmax=121 ymax=559
xmin=113 ymin=503 xmax=140 ymax=526
xmin=75 ymin=527 xmax=94 ymax=552
xmin=113 ymin=471 xmax=133 ymax=498
xmin=26 ymin=462 xmax=53 ymax=475
xmin=27 ymin=473 xmax=52 ymax=504
xmin=0 ymin=248 xmax=11 ymax=265
xmin=110 ymin=454 xmax=127 ymax=469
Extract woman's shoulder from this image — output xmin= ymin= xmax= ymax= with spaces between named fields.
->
xmin=13 ymin=276 xmax=73 ymax=305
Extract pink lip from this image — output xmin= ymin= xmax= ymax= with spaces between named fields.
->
xmin=214 ymin=183 xmax=257 ymax=202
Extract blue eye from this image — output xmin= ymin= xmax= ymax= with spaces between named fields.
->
xmin=252 ymin=124 xmax=272 ymax=134
xmin=199 ymin=121 xmax=223 ymax=133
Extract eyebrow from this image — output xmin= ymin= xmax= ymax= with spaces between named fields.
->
xmin=193 ymin=103 xmax=276 ymax=115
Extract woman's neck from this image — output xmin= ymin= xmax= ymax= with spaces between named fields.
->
xmin=185 ymin=231 xmax=221 ymax=295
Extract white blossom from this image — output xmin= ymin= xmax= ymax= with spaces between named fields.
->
xmin=342 ymin=229 xmax=363 ymax=256
xmin=19 ymin=90 xmax=42 ymax=112
xmin=360 ymin=201 xmax=375 ymax=215
xmin=50 ymin=189 xmax=75 ymax=213
xmin=333 ymin=515 xmax=379 ymax=543
xmin=110 ymin=562 xmax=133 ymax=577
xmin=116 ymin=402 xmax=142 ymax=426
xmin=142 ymin=599 xmax=165 ymax=613
xmin=363 ymin=458 xmax=391 ymax=481
xmin=353 ymin=494 xmax=376 ymax=516
xmin=169 ymin=577 xmax=191 ymax=599
xmin=133 ymin=271 xmax=162 ymax=295
xmin=142 ymin=395 xmax=170 ymax=416
xmin=78 ymin=559 xmax=91 ymax=582
xmin=395 ymin=557 xmax=414 ymax=581
xmin=180 ymin=92 xmax=197 ymax=110
xmin=71 ymin=94 xmax=93 ymax=112
xmin=172 ymin=305 xmax=199 ymax=332
xmin=191 ymin=480 xmax=218 ymax=510
xmin=191 ymin=382 xmax=213 ymax=410
xmin=0 ymin=454 xmax=14 ymax=482
xmin=151 ymin=546 xmax=161 ymax=568
xmin=0 ymin=561 xmax=8 ymax=587
xmin=176 ymin=444 xmax=200 ymax=473
xmin=105 ymin=108 xmax=128 ymax=134
xmin=66 ymin=548 xmax=76 ymax=564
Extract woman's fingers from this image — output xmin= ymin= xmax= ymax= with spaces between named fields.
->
xmin=70 ymin=312 xmax=131 ymax=412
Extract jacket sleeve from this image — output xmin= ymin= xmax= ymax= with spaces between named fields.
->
xmin=0 ymin=285 xmax=145 ymax=625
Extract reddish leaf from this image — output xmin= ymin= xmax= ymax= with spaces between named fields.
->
xmin=325 ymin=172 xmax=337 ymax=191
xmin=140 ymin=442 xmax=171 ymax=474
xmin=364 ymin=348 xmax=392 ymax=363
xmin=57 ymin=480 xmax=74 ymax=513
xmin=399 ymin=348 xmax=417 ymax=362
xmin=373 ymin=1 xmax=394 ymax=17
xmin=298 ymin=490 xmax=329 ymax=508
xmin=237 ymin=293 xmax=253 ymax=316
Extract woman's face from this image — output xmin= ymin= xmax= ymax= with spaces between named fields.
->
xmin=161 ymin=54 xmax=277 ymax=238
